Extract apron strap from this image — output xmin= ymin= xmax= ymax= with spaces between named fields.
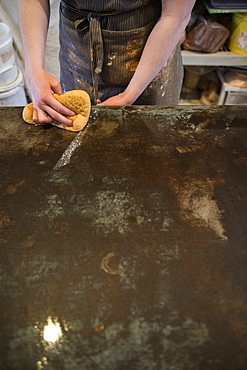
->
xmin=73 ymin=11 xmax=105 ymax=103
xmin=88 ymin=14 xmax=103 ymax=102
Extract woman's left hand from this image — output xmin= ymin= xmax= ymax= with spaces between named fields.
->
xmin=97 ymin=92 xmax=132 ymax=106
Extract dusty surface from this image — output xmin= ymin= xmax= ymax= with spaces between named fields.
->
xmin=0 ymin=105 xmax=247 ymax=369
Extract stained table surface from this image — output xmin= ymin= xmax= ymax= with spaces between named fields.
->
xmin=0 ymin=105 xmax=247 ymax=369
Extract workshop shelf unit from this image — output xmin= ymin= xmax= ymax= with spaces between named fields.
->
xmin=182 ymin=50 xmax=247 ymax=67
xmin=216 ymin=68 xmax=247 ymax=104
xmin=181 ymin=0 xmax=247 ymax=105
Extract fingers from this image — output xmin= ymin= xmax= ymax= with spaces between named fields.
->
xmin=42 ymin=101 xmax=74 ymax=126
xmin=48 ymin=98 xmax=76 ymax=118
xmin=33 ymin=108 xmax=74 ymax=127
xmin=33 ymin=108 xmax=52 ymax=124
xmin=97 ymin=99 xmax=106 ymax=106
xmin=46 ymin=78 xmax=75 ymax=118
xmin=35 ymin=108 xmax=53 ymax=124
xmin=51 ymin=118 xmax=73 ymax=127
xmin=33 ymin=96 xmax=75 ymax=126
xmin=32 ymin=108 xmax=38 ymax=123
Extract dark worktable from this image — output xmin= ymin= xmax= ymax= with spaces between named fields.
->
xmin=0 ymin=105 xmax=247 ymax=369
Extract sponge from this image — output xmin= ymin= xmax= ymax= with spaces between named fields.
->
xmin=22 ymin=90 xmax=91 ymax=132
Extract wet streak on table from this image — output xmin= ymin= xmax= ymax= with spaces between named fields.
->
xmin=0 ymin=106 xmax=247 ymax=369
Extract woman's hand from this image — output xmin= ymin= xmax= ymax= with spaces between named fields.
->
xmin=27 ymin=69 xmax=75 ymax=126
xmin=97 ymin=92 xmax=133 ymax=106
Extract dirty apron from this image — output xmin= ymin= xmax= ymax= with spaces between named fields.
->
xmin=59 ymin=0 xmax=183 ymax=105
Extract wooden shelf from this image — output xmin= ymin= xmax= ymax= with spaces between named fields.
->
xmin=182 ymin=50 xmax=247 ymax=66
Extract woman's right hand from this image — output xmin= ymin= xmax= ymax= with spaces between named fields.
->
xmin=27 ymin=69 xmax=75 ymax=127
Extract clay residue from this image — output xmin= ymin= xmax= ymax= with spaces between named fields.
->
xmin=162 ymin=317 xmax=209 ymax=347
xmin=89 ymin=190 xmax=147 ymax=235
xmin=89 ymin=317 xmax=209 ymax=369
xmin=94 ymin=120 xmax=118 ymax=136
xmin=125 ymin=60 xmax=138 ymax=72
xmin=6 ymin=180 xmax=25 ymax=194
xmin=106 ymin=53 xmax=116 ymax=66
xmin=0 ymin=212 xmax=13 ymax=229
xmin=36 ymin=194 xmax=64 ymax=221
xmin=125 ymin=39 xmax=141 ymax=72
xmin=176 ymin=145 xmax=205 ymax=154
xmin=101 ymin=252 xmax=119 ymax=275
xmin=171 ymin=177 xmax=227 ymax=240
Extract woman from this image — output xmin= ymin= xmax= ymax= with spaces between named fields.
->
xmin=18 ymin=0 xmax=195 ymax=127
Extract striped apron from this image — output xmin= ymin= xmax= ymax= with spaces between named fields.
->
xmin=59 ymin=0 xmax=183 ymax=105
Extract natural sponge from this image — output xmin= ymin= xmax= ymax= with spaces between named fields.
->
xmin=22 ymin=90 xmax=91 ymax=132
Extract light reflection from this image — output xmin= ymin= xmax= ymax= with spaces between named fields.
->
xmin=37 ymin=357 xmax=48 ymax=370
xmin=43 ymin=316 xmax=62 ymax=343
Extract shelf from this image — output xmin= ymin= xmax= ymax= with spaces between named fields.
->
xmin=182 ymin=50 xmax=247 ymax=66
xmin=203 ymin=0 xmax=247 ymax=13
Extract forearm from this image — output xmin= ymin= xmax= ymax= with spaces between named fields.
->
xmin=123 ymin=1 xmax=195 ymax=104
xmin=17 ymin=0 xmax=75 ymax=125
xmin=18 ymin=0 xmax=50 ymax=73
